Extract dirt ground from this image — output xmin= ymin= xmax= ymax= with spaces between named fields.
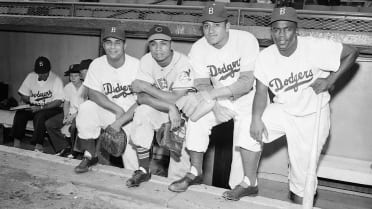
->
xmin=1 ymin=146 xmax=371 ymax=209
xmin=0 ymin=164 xmax=155 ymax=209
xmin=1 ymin=147 xmax=301 ymax=209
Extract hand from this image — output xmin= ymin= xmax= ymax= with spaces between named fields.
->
xmin=250 ymin=118 xmax=268 ymax=142
xmin=168 ymin=105 xmax=181 ymax=131
xmin=176 ymin=91 xmax=213 ymax=118
xmin=212 ymin=102 xmax=237 ymax=123
xmin=63 ymin=113 xmax=76 ymax=125
xmin=30 ymin=105 xmax=42 ymax=113
xmin=310 ymin=77 xmax=333 ymax=94
xmin=131 ymin=80 xmax=151 ymax=93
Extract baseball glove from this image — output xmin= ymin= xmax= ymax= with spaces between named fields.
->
xmin=176 ymin=91 xmax=215 ymax=122
xmin=99 ymin=125 xmax=127 ymax=157
xmin=156 ymin=118 xmax=186 ymax=162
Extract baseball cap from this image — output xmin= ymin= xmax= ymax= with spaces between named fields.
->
xmin=34 ymin=56 xmax=51 ymax=74
xmin=64 ymin=64 xmax=81 ymax=76
xmin=102 ymin=26 xmax=126 ymax=41
xmin=79 ymin=59 xmax=93 ymax=71
xmin=270 ymin=7 xmax=298 ymax=24
xmin=200 ymin=2 xmax=228 ymax=23
xmin=147 ymin=25 xmax=172 ymax=42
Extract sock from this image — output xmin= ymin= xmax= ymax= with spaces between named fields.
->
xmin=190 ymin=166 xmax=199 ymax=176
xmin=189 ymin=151 xmax=203 ymax=176
xmin=84 ymin=150 xmax=92 ymax=159
xmin=136 ymin=146 xmax=150 ymax=173
xmin=241 ymin=176 xmax=258 ymax=188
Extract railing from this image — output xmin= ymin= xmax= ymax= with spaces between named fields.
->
xmin=0 ymin=1 xmax=372 ymax=54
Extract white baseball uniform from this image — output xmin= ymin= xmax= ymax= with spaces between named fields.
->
xmin=19 ymin=71 xmax=64 ymax=105
xmin=76 ymin=54 xmax=139 ymax=170
xmin=253 ymin=36 xmax=343 ymax=197
xmin=187 ymin=29 xmax=259 ymax=188
xmin=131 ymin=51 xmax=194 ymax=179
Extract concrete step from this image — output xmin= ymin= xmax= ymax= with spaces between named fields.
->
xmin=0 ymin=145 xmax=306 ymax=209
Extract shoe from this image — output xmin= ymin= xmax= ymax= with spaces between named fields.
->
xmin=222 ymin=185 xmax=258 ymax=201
xmin=126 ymin=170 xmax=151 ymax=187
xmin=34 ymin=144 xmax=44 ymax=153
xmin=55 ymin=147 xmax=72 ymax=157
xmin=168 ymin=172 xmax=203 ymax=192
xmin=74 ymin=157 xmax=98 ymax=173
xmin=289 ymin=191 xmax=318 ymax=205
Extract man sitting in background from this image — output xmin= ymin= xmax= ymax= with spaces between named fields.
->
xmin=12 ymin=56 xmax=64 ymax=152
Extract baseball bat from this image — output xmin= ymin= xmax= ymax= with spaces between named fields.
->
xmin=302 ymin=94 xmax=323 ymax=209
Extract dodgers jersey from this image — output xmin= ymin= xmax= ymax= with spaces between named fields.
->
xmin=137 ymin=51 xmax=194 ymax=91
xmin=18 ymin=71 xmax=64 ymax=106
xmin=189 ymin=29 xmax=259 ymax=105
xmin=83 ymin=54 xmax=139 ymax=111
xmin=254 ymin=36 xmax=343 ymax=116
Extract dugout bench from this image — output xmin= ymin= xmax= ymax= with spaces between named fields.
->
xmin=0 ymin=109 xmax=57 ymax=152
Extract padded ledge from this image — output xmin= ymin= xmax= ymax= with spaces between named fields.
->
xmin=318 ymin=154 xmax=372 ymax=186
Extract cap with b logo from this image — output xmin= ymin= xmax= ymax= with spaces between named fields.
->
xmin=102 ymin=26 xmax=126 ymax=41
xmin=270 ymin=7 xmax=298 ymax=24
xmin=147 ymin=25 xmax=172 ymax=42
xmin=34 ymin=56 xmax=51 ymax=74
xmin=200 ymin=2 xmax=228 ymax=23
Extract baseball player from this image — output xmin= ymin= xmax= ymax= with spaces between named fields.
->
xmin=168 ymin=2 xmax=260 ymax=194
xmin=250 ymin=7 xmax=358 ymax=204
xmin=127 ymin=25 xmax=194 ymax=187
xmin=12 ymin=56 xmax=64 ymax=152
xmin=74 ymin=26 xmax=139 ymax=173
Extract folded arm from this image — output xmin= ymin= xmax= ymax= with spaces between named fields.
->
xmin=195 ymin=71 xmax=255 ymax=100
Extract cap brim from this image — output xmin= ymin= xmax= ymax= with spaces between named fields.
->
xmin=147 ymin=34 xmax=171 ymax=42
xmin=270 ymin=18 xmax=298 ymax=24
xmin=200 ymin=16 xmax=227 ymax=23
xmin=34 ymin=68 xmax=49 ymax=74
xmin=102 ymin=35 xmax=125 ymax=41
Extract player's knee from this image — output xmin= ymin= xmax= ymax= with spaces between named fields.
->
xmin=78 ymin=100 xmax=97 ymax=115
xmin=134 ymin=105 xmax=155 ymax=118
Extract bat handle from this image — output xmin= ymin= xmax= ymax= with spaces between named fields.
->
xmin=303 ymin=93 xmax=324 ymax=209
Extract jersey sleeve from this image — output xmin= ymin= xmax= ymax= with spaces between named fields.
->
xmin=52 ymin=76 xmax=65 ymax=101
xmin=188 ymin=44 xmax=210 ymax=79
xmin=18 ymin=73 xmax=32 ymax=96
xmin=254 ymin=53 xmax=270 ymax=87
xmin=239 ymin=33 xmax=260 ymax=72
xmin=83 ymin=60 xmax=103 ymax=92
xmin=309 ymin=37 xmax=343 ymax=72
xmin=172 ymin=57 xmax=195 ymax=90
xmin=63 ymin=84 xmax=70 ymax=102
xmin=136 ymin=55 xmax=155 ymax=84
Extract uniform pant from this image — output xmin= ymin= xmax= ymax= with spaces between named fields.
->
xmin=131 ymin=104 xmax=190 ymax=179
xmin=186 ymin=98 xmax=257 ymax=188
xmin=253 ymin=103 xmax=330 ymax=197
xmin=76 ymin=100 xmax=138 ymax=170
xmin=45 ymin=113 xmax=71 ymax=152
xmin=12 ymin=107 xmax=62 ymax=145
